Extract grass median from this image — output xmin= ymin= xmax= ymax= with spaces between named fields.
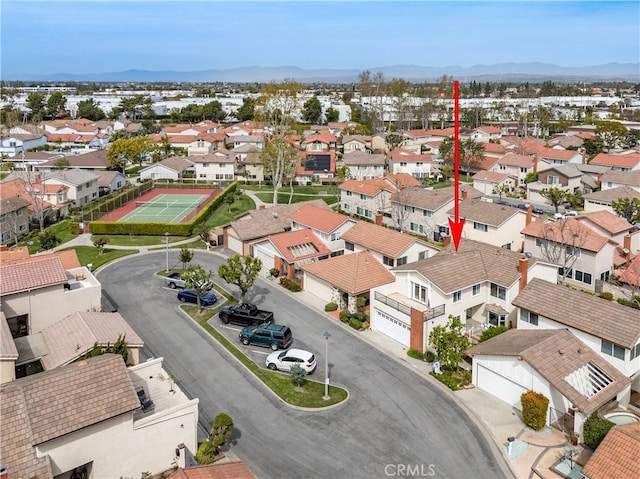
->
xmin=182 ymin=297 xmax=348 ymax=408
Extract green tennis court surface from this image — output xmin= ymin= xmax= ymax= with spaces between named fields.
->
xmin=119 ymin=194 xmax=209 ymax=223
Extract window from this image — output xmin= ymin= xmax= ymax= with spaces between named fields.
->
xmin=574 ymin=270 xmax=592 ymax=285
xmin=356 ymin=206 xmax=363 ymax=215
xmin=412 ymin=282 xmax=427 ymax=304
xmin=218 ymin=163 xmax=225 ymax=168
xmin=364 ymin=209 xmax=373 ymax=219
xmin=410 ymin=222 xmax=424 ymax=233
xmin=418 ymin=251 xmax=428 ymax=260
xmin=453 ymin=290 xmax=462 ymax=303
xmin=547 ymin=175 xmax=560 ymax=185
xmin=521 ymin=309 xmax=538 ymax=325
xmin=345 ymin=241 xmax=354 ymax=251
xmin=631 ymin=342 xmax=640 ymax=360
xmin=77 ymin=185 xmax=83 ymax=191
xmin=501 ymin=243 xmax=511 ymax=250
xmin=330 ymin=233 xmax=339 ymax=241
xmin=490 ymin=283 xmax=506 ymax=300
xmin=488 ymin=312 xmax=506 ymax=327
xmin=520 ymin=167 xmax=527 ymax=173
xmin=343 ymin=204 xmax=350 ymax=211
xmin=360 ymin=194 xmax=367 ymax=200
xmin=346 ymin=191 xmax=352 ymax=197
xmin=600 ymin=271 xmax=610 ymax=282
xmin=499 ymin=165 xmax=506 ymax=170
xmin=215 ymin=174 xmax=224 ymax=180
xmin=400 ymin=162 xmax=407 ymax=167
xmin=472 ymin=284 xmax=480 ymax=296
xmin=601 ymin=340 xmax=625 ymax=360
xmin=203 ymin=163 xmax=210 ymax=168
xmin=473 ymin=222 xmax=488 ymax=232
xmin=535 ymin=238 xmax=545 ymax=247
xmin=404 ymin=205 xmax=415 ymax=213
xmin=0 ymin=215 xmax=4 ymax=224
xmin=383 ymin=256 xmax=394 ymax=267
xmin=566 ymin=246 xmax=581 ymax=258
xmin=396 ymin=256 xmax=407 ymax=266
xmin=423 ymin=210 xmax=433 ymax=217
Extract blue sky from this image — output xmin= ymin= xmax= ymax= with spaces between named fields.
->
xmin=1 ymin=1 xmax=638 ymax=76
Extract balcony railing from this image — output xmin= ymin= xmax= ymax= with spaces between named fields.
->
xmin=374 ymin=292 xmax=445 ymax=321
xmin=424 ymin=304 xmax=445 ymax=321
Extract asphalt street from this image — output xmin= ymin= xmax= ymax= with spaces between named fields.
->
xmin=97 ymin=250 xmax=505 ymax=479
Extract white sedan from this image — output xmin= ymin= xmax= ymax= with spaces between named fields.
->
xmin=265 ymin=348 xmax=317 ymax=374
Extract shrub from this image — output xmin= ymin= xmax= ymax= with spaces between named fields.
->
xmin=617 ymin=297 xmax=640 ymax=309
xmin=39 ymin=230 xmax=59 ymax=250
xmin=407 ymin=349 xmax=424 ymax=360
xmin=339 ymin=310 xmax=349 ymax=323
xmin=290 ymin=363 xmax=307 ymax=387
xmin=582 ymin=415 xmax=615 ymax=449
xmin=324 ymin=302 xmax=338 ymax=312
xmin=480 ymin=325 xmax=509 ymax=342
xmin=195 ymin=439 xmax=217 ymax=465
xmin=69 ymin=222 xmax=81 ymax=235
xmin=269 ymin=268 xmax=280 ymax=278
xmin=279 ymin=277 xmax=301 ymax=292
xmin=349 ymin=317 xmax=362 ymax=330
xmin=598 ymin=292 xmax=613 ymax=301
xmin=521 ymin=390 xmax=549 ymax=431
xmin=429 ymin=370 xmax=471 ymax=391
xmin=424 ymin=350 xmax=437 ymax=362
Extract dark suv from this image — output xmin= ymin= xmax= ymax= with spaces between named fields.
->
xmin=239 ymin=324 xmax=293 ymax=350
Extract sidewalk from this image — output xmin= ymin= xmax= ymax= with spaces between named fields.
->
xmin=52 ymin=233 xmax=202 ymax=254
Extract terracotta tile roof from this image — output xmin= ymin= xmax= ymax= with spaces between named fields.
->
xmin=475 ymin=156 xmax=500 ymax=170
xmin=601 ymin=170 xmax=640 ymax=187
xmin=197 ymin=132 xmax=226 ymax=142
xmin=153 ymin=156 xmax=194 ymax=173
xmin=537 ymin=146 xmax=581 ymax=161
xmin=342 ymin=151 xmax=385 ymax=166
xmin=265 ymin=228 xmax=331 ymax=264
xmin=398 ymin=185 xmax=483 ymax=212
xmin=0 ymin=312 xmax=19 ymax=360
xmin=0 ymin=178 xmax=59 ymax=211
xmin=472 ymin=170 xmax=512 ymax=183
xmin=45 ymin=132 xmax=81 ymax=142
xmin=396 ymin=239 xmax=536 ymax=293
xmin=447 ymin=199 xmax=521 ymax=226
xmin=389 ymin=148 xmax=431 ymax=162
xmin=289 ymin=204 xmax=353 ymax=233
xmin=161 ymin=124 xmax=195 ymax=134
xmin=29 ymin=249 xmax=81 ymax=269
xmin=481 ymin=142 xmax=508 ymax=153
xmin=0 ymin=354 xmax=140 ymax=477
xmin=497 ymin=153 xmax=535 ymax=168
xmin=385 ymin=173 xmax=422 ymax=188
xmin=618 ymin=254 xmax=640 ymax=287
xmin=302 ymin=251 xmax=395 ymax=294
xmin=590 ymin=153 xmax=640 ymax=169
xmin=475 ymin=126 xmax=501 ymax=134
xmin=304 ymin=132 xmax=337 ymax=144
xmin=512 ymin=278 xmax=640 ymax=349
xmin=341 ymin=220 xmax=427 ymax=258
xmin=168 ymin=462 xmax=256 ymax=479
xmin=582 ymin=423 xmax=640 ymax=479
xmin=229 ymin=200 xmax=329 ymax=241
xmin=521 ymin=218 xmax=610 ymax=253
xmin=584 ymin=185 xmax=640 ymax=204
xmin=40 ymin=312 xmax=144 ymax=370
xmin=0 ymin=256 xmax=68 ymax=295
xmin=0 ymin=246 xmax=30 ymax=265
xmin=468 ymin=329 xmax=630 ymax=416
xmin=577 ymin=210 xmax=633 ymax=235
xmin=339 ymin=178 xmax=396 ymax=196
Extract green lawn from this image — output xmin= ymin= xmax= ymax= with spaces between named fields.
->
xmin=254 ymin=193 xmax=338 ymax=205
xmin=21 ymin=220 xmax=79 ymax=254
xmin=203 ymin=194 xmax=256 ymax=227
xmin=93 ymin=234 xmax=191 ymax=247
xmin=182 ymin=302 xmax=348 ymax=408
xmin=60 ymin=246 xmax=139 ymax=270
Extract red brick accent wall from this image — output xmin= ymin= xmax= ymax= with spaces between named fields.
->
xmin=410 ymin=308 xmax=424 ymax=353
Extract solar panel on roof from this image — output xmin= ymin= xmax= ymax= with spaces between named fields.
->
xmin=305 ymin=154 xmax=331 ymax=171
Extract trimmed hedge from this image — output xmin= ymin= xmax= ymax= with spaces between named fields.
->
xmin=521 ymin=390 xmax=549 ymax=431
xmin=407 ymin=349 xmax=424 ymax=360
xmin=583 ymin=415 xmax=615 ymax=449
xmin=348 ymin=317 xmax=362 ymax=330
xmin=324 ymin=302 xmax=338 ymax=312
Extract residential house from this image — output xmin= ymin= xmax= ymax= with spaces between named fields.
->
xmin=489 ymin=153 xmax=537 ymax=186
xmin=251 ymin=228 xmax=332 ymax=280
xmin=526 ymin=164 xmax=584 ymax=203
xmin=0 ymin=313 xmax=19 ymax=383
xmin=302 ymin=131 xmax=337 ymax=151
xmin=387 ymin=148 xmax=435 ymax=179
xmin=480 ymin=142 xmax=509 ymax=160
xmin=371 ymin=132 xmax=387 ymax=153
xmin=0 ymin=354 xmax=199 ymax=478
xmin=472 ymin=170 xmax=517 ymax=196
xmin=470 ymin=126 xmax=502 ymax=143
xmin=583 ymin=186 xmax=640 ymax=215
xmin=575 ymin=210 xmax=638 ymax=251
xmin=288 ymin=204 xmax=356 ymax=255
xmin=391 ymin=185 xmax=483 ymax=242
xmin=230 ymin=134 xmax=265 ymax=151
xmin=548 ymin=134 xmax=585 ymax=150
xmin=535 ymin=146 xmax=584 ymax=166
xmin=189 ymin=150 xmax=236 ymax=182
xmin=301 ymin=251 xmax=395 ymax=314
xmin=447 ymin=200 xmax=530 ymax=250
xmin=341 ymin=151 xmax=385 ymax=180
xmin=0 ymin=174 xmax=69 ymax=225
xmin=241 ymin=147 xmax=266 ymax=183
xmin=0 ymin=252 xmax=101 ymax=336
xmin=1 ymin=151 xmax=64 ymax=171
xmin=0 ymin=132 xmax=47 ymax=157
xmin=342 ymin=135 xmax=371 ymax=153
xmin=45 ymin=169 xmax=99 ymax=207
xmin=185 ymin=132 xmax=227 ymax=155
xmin=513 ymin=278 xmax=640 ymax=393
xmin=95 ymin=170 xmax=127 ymax=196
xmin=0 ymin=197 xmax=31 ymax=244
xmin=599 ymin=170 xmax=640 ymax=193
xmin=139 ymin=156 xmax=194 ymax=182
xmin=522 ymin=218 xmax=618 ymax=290
xmin=222 ymin=200 xmax=330 ymax=255
xmin=36 ymin=150 xmax=111 ymax=172
xmin=590 ymin=153 xmax=640 ymax=172
xmin=467 ymin=328 xmax=630 ymax=437
xmin=369 ymin=239 xmax=558 ymax=350
xmin=582 ymin=423 xmax=640 ymax=479
xmin=295 ymin=151 xmax=336 ymax=185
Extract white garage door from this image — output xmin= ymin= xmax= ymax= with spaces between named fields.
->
xmin=375 ymin=311 xmax=410 ymax=347
xmin=477 ymin=364 xmax=528 ymax=410
xmin=227 ymin=235 xmax=243 ymax=255
xmin=255 ymin=247 xmax=274 ymax=274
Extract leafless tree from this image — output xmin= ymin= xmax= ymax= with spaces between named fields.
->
xmin=390 ymin=186 xmax=416 ymax=233
xmin=14 ymin=170 xmax=51 ymax=232
xmin=536 ymin=219 xmax=588 ymax=284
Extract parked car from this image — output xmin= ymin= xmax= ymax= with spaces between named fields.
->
xmin=165 ymin=272 xmax=187 ymax=289
xmin=219 ymin=303 xmax=274 ymax=326
xmin=177 ymin=289 xmax=217 ymax=306
xmin=564 ymin=210 xmax=578 ymax=217
xmin=239 ymin=324 xmax=293 ymax=350
xmin=266 ymin=348 xmax=316 ymax=374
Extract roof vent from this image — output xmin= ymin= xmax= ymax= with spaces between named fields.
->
xmin=272 ymin=212 xmax=278 ymax=218
xmin=623 ymin=248 xmax=630 ymax=255
xmin=559 ymin=349 xmax=565 ymax=355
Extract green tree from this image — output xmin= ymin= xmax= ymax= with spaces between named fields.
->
xmin=182 ymin=264 xmax=214 ymax=312
xmin=27 ymin=92 xmax=46 ymax=122
xmin=236 ymin=97 xmax=256 ymax=121
xmin=118 ymin=94 xmax=153 ymax=120
xmin=439 ymin=137 xmax=485 ymax=179
xmin=428 ymin=315 xmax=470 ymax=373
xmin=217 ymin=254 xmax=262 ymax=303
xmin=201 ymin=100 xmax=227 ymax=122
xmin=325 ymin=106 xmax=339 ymax=123
xmin=492 ymin=184 xmax=510 ymax=202
xmin=53 ymin=158 xmax=70 ymax=170
xmin=302 ymin=95 xmax=323 ymax=124
xmin=179 ymin=247 xmax=194 ymax=270
xmin=479 ymin=325 xmax=509 ymax=342
xmin=385 ymin=132 xmax=403 ymax=152
xmin=39 ymin=230 xmax=60 ymax=250
xmin=46 ymin=91 xmax=68 ymax=119
xmin=540 ymin=187 xmax=567 ymax=213
xmin=76 ymin=98 xmax=106 ymax=121
xmin=290 ymin=363 xmax=307 ymax=387
xmin=595 ymin=120 xmax=628 ymax=152
xmin=524 ymin=172 xmax=539 ymax=184
xmin=211 ymin=412 xmax=234 ymax=448
xmin=611 ymin=197 xmax=640 ymax=224
xmin=79 ymin=334 xmax=129 ymax=364
xmin=565 ymin=191 xmax=584 ymax=209
xmin=107 ymin=136 xmax=159 ymax=173
xmin=92 ymin=236 xmax=109 ymax=255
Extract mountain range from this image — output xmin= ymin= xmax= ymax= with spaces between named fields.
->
xmin=6 ymin=62 xmax=639 ymax=83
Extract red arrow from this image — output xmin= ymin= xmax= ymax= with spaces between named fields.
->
xmin=448 ymin=80 xmax=465 ymax=251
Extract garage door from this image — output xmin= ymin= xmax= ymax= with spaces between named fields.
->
xmin=227 ymin=235 xmax=243 ymax=255
xmin=254 ymin=247 xmax=275 ymax=274
xmin=477 ymin=364 xmax=528 ymax=410
xmin=375 ymin=311 xmax=410 ymax=347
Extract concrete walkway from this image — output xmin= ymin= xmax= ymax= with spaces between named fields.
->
xmin=52 ymin=233 xmax=203 ymax=254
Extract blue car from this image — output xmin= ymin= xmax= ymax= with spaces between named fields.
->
xmin=177 ymin=289 xmax=217 ymax=306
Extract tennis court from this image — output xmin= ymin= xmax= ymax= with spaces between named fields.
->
xmin=119 ymin=193 xmax=210 ymax=223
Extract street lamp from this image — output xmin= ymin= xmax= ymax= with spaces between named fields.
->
xmin=164 ymin=232 xmax=170 ymax=272
xmin=323 ymin=331 xmax=331 ymax=400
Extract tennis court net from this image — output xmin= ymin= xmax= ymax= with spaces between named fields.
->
xmin=134 ymin=200 xmax=202 ymax=209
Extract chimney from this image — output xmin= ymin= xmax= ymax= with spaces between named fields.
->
xmin=526 ymin=205 xmax=533 ymax=226
xmin=623 ymin=234 xmax=632 ymax=260
xmin=519 ymin=257 xmax=529 ymax=291
xmin=597 ymin=172 xmax=603 ymax=189
xmin=375 ymin=213 xmax=382 ymax=226
xmin=461 ymin=189 xmax=468 ymax=201
xmin=443 ymin=235 xmax=452 ymax=247
xmin=532 ymin=155 xmax=538 ymax=174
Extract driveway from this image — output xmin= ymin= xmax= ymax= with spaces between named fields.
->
xmin=97 ymin=250 xmax=505 ymax=479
